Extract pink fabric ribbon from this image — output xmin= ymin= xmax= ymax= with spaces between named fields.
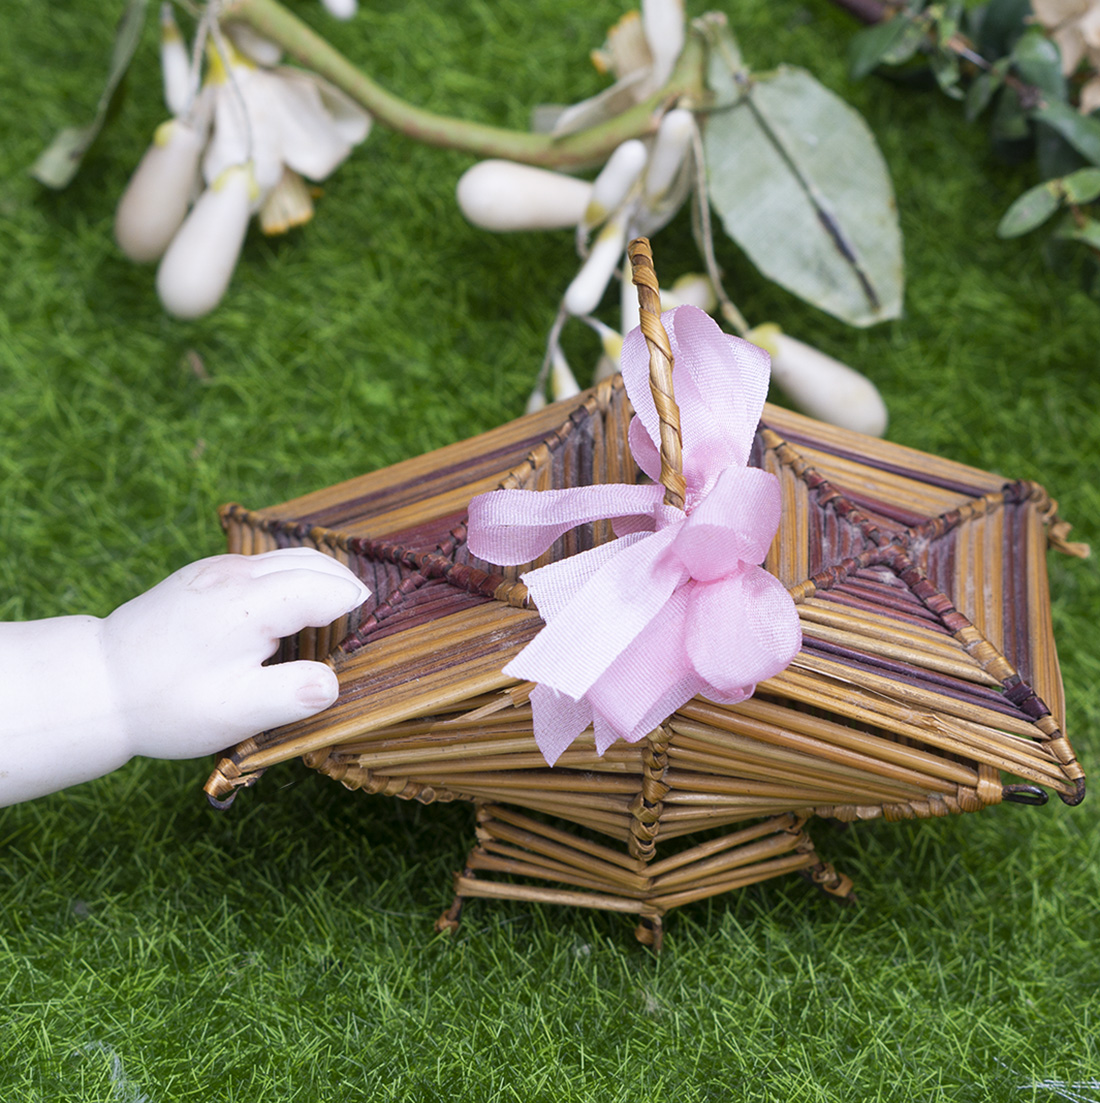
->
xmin=467 ymin=305 xmax=801 ymax=765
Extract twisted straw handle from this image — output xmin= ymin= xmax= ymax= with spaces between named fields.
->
xmin=628 ymin=238 xmax=686 ymax=510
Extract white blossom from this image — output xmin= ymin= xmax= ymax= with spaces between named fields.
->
xmin=583 ymin=138 xmax=647 ymax=228
xmin=320 ymin=0 xmax=358 ymax=19
xmin=156 ymin=165 xmax=255 ymax=320
xmin=564 ymin=209 xmax=630 ymax=316
xmin=456 ymin=161 xmax=592 ymax=231
xmin=550 ymin=347 xmax=582 ymax=400
xmin=747 ymin=324 xmax=888 ymax=437
xmin=1031 ymin=0 xmax=1100 ymax=110
xmin=115 ymin=119 xmax=204 ymax=263
xmin=115 ymin=31 xmax=370 ymax=318
xmin=159 ymin=4 xmax=193 ymax=116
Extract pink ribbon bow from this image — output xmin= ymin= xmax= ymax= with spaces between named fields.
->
xmin=467 ymin=305 xmax=801 ymax=765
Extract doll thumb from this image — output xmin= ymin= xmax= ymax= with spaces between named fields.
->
xmin=243 ymin=660 xmax=341 ymax=734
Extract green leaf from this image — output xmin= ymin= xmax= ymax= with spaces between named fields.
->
xmin=931 ymin=48 xmax=963 ymax=99
xmin=972 ymin=0 xmax=1032 ymax=58
xmin=882 ymin=19 xmax=928 ymax=65
xmin=1032 ymin=100 xmax=1100 ymax=165
xmin=1063 ymin=166 xmax=1100 ymax=204
xmin=848 ymin=15 xmax=920 ymax=80
xmin=1054 ymin=215 xmax=1100 ymax=249
xmin=29 ymin=0 xmax=150 ymax=189
xmin=996 ymin=180 xmax=1062 ymax=237
xmin=991 ymin=84 xmax=1030 ymax=143
xmin=1011 ymin=27 xmax=1067 ymax=101
xmin=965 ymin=60 xmax=1009 ymax=121
xmin=704 ymin=64 xmax=903 ymax=327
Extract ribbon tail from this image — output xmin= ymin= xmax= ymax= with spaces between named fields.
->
xmin=467 ymin=483 xmax=664 ymax=565
xmin=530 ymin=684 xmax=593 ymax=767
xmin=506 ymin=524 xmax=684 ymax=701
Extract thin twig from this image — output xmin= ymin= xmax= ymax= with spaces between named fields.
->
xmin=220 ymin=0 xmax=709 ymax=169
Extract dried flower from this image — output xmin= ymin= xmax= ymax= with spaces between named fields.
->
xmin=156 ymin=164 xmax=256 ymax=320
xmin=1031 ymin=0 xmax=1100 ymax=111
xmin=747 ymin=324 xmax=888 ymax=437
xmin=115 ymin=28 xmax=370 ymax=317
xmin=456 ymin=160 xmax=593 ymax=231
xmin=553 ymin=0 xmax=685 ymax=136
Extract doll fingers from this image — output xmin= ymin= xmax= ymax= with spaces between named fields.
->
xmin=235 ymin=659 xmax=342 ymax=736
xmin=247 ymin=547 xmax=369 ymax=593
xmin=242 ymin=567 xmax=370 ymax=639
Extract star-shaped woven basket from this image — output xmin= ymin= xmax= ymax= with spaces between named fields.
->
xmin=205 ymin=367 xmax=1084 ymax=947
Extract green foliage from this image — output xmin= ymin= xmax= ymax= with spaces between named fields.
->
xmin=845 ymin=0 xmax=1100 ymax=284
xmin=706 ymin=29 xmax=903 ymax=327
xmin=29 ymin=0 xmax=149 ymax=188
xmin=2 ymin=1 xmax=1100 ymax=1100
xmin=998 ymin=179 xmax=1062 ymax=237
xmin=998 ymin=167 xmax=1100 ymax=237
xmin=847 ymin=7 xmax=926 ymax=80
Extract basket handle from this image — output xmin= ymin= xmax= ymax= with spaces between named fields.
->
xmin=628 ymin=238 xmax=686 ymax=510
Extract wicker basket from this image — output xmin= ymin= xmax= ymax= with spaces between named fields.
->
xmin=205 ymin=243 xmax=1086 ymax=948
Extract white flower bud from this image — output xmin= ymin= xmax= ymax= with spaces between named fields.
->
xmin=748 ymin=324 xmax=888 ymax=437
xmin=226 ymin=23 xmax=284 ymax=68
xmin=644 ymin=108 xmax=694 ymax=202
xmin=660 ymin=273 xmax=716 ymax=312
xmin=156 ymin=165 xmax=255 ymax=320
xmin=642 ymin=0 xmax=686 ymax=87
xmin=583 ymin=139 xmax=647 ymax=228
xmin=457 ymin=160 xmax=593 ymax=231
xmin=321 ymin=0 xmax=358 ymax=18
xmin=160 ymin=4 xmax=193 ymax=115
xmin=620 ymin=255 xmax=641 ymax=337
xmin=564 ymin=211 xmax=628 ymax=316
xmin=525 ymin=386 xmax=548 ymax=414
xmin=583 ymin=317 xmax=624 ymax=378
xmin=550 ymin=347 xmax=581 ymax=401
xmin=115 ymin=119 xmax=204 ymax=263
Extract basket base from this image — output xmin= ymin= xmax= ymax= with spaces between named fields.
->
xmin=434 ymin=801 xmax=851 ymax=948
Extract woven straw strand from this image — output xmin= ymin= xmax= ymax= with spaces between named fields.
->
xmin=628 ymin=238 xmax=686 ymax=509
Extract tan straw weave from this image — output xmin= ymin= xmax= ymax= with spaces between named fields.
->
xmin=205 ymin=240 xmax=1086 ymax=948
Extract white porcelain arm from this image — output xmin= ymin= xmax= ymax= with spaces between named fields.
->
xmin=0 ymin=548 xmax=369 ymax=807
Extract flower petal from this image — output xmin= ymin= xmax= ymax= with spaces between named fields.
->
xmin=156 ymin=166 xmax=253 ymax=319
xmin=203 ymin=66 xmax=284 ymax=193
xmin=271 ymin=69 xmax=356 ymax=181
xmin=642 ymin=0 xmax=685 ymax=89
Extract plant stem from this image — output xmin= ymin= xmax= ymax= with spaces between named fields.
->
xmin=220 ymin=0 xmax=709 ymax=169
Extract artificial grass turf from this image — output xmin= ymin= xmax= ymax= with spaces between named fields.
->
xmin=2 ymin=0 xmax=1099 ymax=1099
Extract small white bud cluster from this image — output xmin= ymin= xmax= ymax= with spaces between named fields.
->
xmin=747 ymin=325 xmax=888 ymax=437
xmin=114 ymin=6 xmax=370 ymax=319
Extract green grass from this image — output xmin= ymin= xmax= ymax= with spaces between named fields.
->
xmin=2 ymin=1 xmax=1100 ymax=1100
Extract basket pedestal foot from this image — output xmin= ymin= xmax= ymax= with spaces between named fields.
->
xmin=435 ymin=878 xmax=470 ymax=935
xmin=803 ymin=860 xmax=857 ymax=905
xmin=634 ymin=914 xmax=664 ymax=952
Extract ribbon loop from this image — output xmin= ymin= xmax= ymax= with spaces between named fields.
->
xmin=466 ymin=305 xmax=802 ymax=765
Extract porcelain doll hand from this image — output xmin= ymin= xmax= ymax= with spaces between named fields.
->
xmin=101 ymin=548 xmax=370 ymax=760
